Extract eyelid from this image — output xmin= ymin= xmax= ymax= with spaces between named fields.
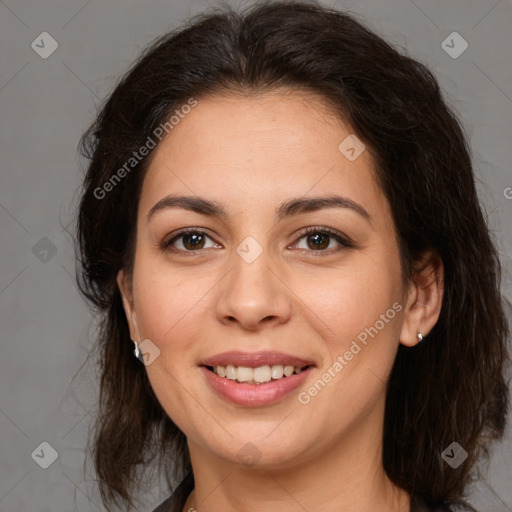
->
xmin=162 ymin=226 xmax=353 ymax=255
xmin=162 ymin=228 xmax=220 ymax=252
xmin=289 ymin=226 xmax=353 ymax=254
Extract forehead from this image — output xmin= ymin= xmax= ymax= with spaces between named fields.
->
xmin=139 ymin=90 xmax=386 ymax=221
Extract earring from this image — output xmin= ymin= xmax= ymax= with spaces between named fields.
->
xmin=417 ymin=331 xmax=424 ymax=342
xmin=133 ymin=340 xmax=144 ymax=363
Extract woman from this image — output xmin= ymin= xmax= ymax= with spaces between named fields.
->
xmin=74 ymin=2 xmax=510 ymax=511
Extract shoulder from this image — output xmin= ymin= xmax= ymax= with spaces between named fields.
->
xmin=152 ymin=472 xmax=194 ymax=512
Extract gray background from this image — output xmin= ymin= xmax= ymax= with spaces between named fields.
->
xmin=1 ymin=0 xmax=511 ymax=510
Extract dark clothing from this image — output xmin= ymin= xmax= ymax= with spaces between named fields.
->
xmin=153 ymin=472 xmax=194 ymax=512
xmin=152 ymin=472 xmax=453 ymax=512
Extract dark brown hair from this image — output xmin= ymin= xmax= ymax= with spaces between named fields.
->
xmin=74 ymin=1 xmax=511 ymax=510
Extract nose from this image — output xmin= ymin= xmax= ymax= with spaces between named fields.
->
xmin=215 ymin=249 xmax=293 ymax=331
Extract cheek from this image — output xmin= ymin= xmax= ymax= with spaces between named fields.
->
xmin=132 ymin=256 xmax=213 ymax=343
xmin=304 ymin=259 xmax=403 ymax=396
xmin=131 ymin=263 xmax=211 ymax=432
xmin=309 ymin=273 xmax=402 ymax=415
xmin=298 ymin=262 xmax=398 ymax=341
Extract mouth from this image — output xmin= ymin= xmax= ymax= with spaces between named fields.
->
xmin=203 ymin=363 xmax=313 ymax=385
xmin=199 ymin=351 xmax=315 ymax=406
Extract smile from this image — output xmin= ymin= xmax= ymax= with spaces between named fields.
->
xmin=206 ymin=364 xmax=311 ymax=384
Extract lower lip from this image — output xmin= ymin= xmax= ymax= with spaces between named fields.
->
xmin=201 ymin=366 xmax=313 ymax=407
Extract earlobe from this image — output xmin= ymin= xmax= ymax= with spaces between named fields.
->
xmin=116 ymin=269 xmax=140 ymax=341
xmin=399 ymin=250 xmax=444 ymax=347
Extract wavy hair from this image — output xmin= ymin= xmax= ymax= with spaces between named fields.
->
xmin=74 ymin=1 xmax=511 ymax=510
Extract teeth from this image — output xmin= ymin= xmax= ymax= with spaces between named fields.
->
xmin=237 ymin=366 xmax=253 ymax=382
xmin=283 ymin=365 xmax=295 ymax=377
xmin=253 ymin=365 xmax=272 ymax=383
xmin=225 ymin=364 xmax=237 ymax=380
xmin=211 ymin=364 xmax=307 ymax=384
xmin=271 ymin=365 xmax=284 ymax=379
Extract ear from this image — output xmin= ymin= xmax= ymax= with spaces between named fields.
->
xmin=117 ymin=268 xmax=141 ymax=342
xmin=399 ymin=249 xmax=444 ymax=347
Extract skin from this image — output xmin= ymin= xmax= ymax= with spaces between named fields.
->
xmin=117 ymin=89 xmax=444 ymax=512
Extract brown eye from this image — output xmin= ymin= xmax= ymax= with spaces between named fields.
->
xmin=182 ymin=232 xmax=206 ymax=250
xmin=164 ymin=229 xmax=219 ymax=252
xmin=293 ymin=226 xmax=353 ymax=255
xmin=305 ymin=232 xmax=330 ymax=250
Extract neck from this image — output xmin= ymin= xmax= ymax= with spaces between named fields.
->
xmin=183 ymin=400 xmax=410 ymax=512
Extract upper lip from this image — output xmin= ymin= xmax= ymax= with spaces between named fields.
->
xmin=201 ymin=351 xmax=315 ymax=368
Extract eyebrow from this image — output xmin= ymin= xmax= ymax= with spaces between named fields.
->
xmin=146 ymin=194 xmax=371 ymax=224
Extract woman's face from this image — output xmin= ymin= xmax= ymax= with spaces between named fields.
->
xmin=118 ymin=90 xmax=417 ymax=469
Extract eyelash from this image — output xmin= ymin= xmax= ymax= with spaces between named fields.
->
xmin=162 ymin=226 xmax=353 ymax=257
